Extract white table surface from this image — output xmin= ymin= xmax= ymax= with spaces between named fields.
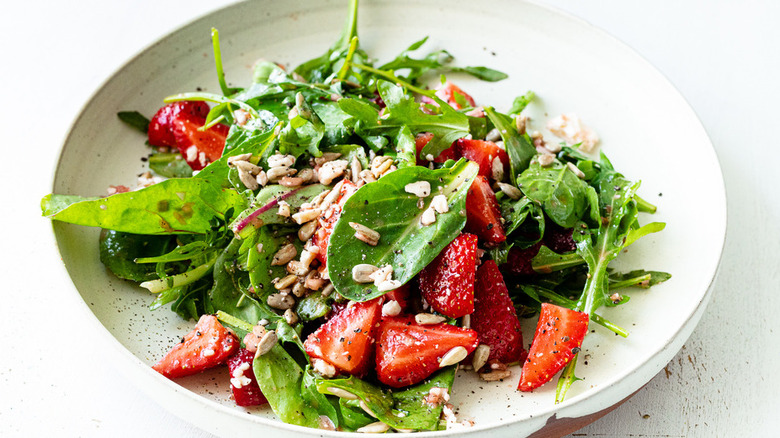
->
xmin=2 ymin=1 xmax=778 ymax=436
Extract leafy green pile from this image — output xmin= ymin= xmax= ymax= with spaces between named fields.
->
xmin=41 ymin=0 xmax=669 ymax=431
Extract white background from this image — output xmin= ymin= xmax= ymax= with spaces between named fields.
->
xmin=2 ymin=0 xmax=778 ymax=437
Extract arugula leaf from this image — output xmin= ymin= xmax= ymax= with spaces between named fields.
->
xmin=278 ymin=93 xmax=325 ymax=158
xmin=394 ymin=126 xmax=417 ymax=168
xmin=484 ymin=107 xmax=535 ymax=185
xmin=293 ymin=0 xmax=365 ymax=84
xmin=609 ymin=269 xmax=671 ymax=290
xmin=328 ymin=159 xmax=479 ymax=301
xmin=508 ymin=91 xmax=535 ymax=115
xmin=117 ymin=111 xmax=150 ymax=133
xmin=517 ymin=160 xmax=596 ymax=228
xmin=449 ymin=65 xmax=508 ymax=82
xmin=41 ymin=179 xmax=247 ymax=235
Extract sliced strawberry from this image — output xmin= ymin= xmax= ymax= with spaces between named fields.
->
xmin=454 ymin=139 xmax=509 ymax=181
xmin=312 ymin=180 xmax=358 ymax=266
xmin=421 ymin=81 xmax=476 ymax=110
xmin=376 ymin=316 xmax=478 ymax=388
xmin=415 ymin=132 xmax=456 ymax=164
xmin=304 ymin=298 xmax=382 ymax=377
xmin=418 ymin=233 xmax=478 ymax=318
xmin=502 ymin=242 xmax=542 ymax=276
xmin=384 ymin=283 xmax=412 ymax=313
xmin=472 ymin=260 xmax=525 ymax=366
xmin=152 ymin=314 xmax=239 ymax=379
xmin=171 ymin=114 xmax=230 ymax=171
xmin=543 ymin=223 xmax=577 ymax=254
xmin=148 ymin=101 xmax=210 ymax=147
xmin=518 ymin=303 xmax=589 ymax=392
xmin=465 ymin=175 xmax=506 ymax=246
xmin=227 ymin=349 xmax=267 ymax=407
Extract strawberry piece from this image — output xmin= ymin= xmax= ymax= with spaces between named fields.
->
xmin=415 ymin=132 xmax=456 ymax=164
xmin=543 ymin=223 xmax=577 ymax=254
xmin=148 ymin=101 xmax=210 ymax=147
xmin=152 ymin=314 xmax=239 ymax=379
xmin=304 ymin=298 xmax=382 ymax=377
xmin=418 ymin=233 xmax=478 ymax=318
xmin=421 ymin=81 xmax=476 ymax=110
xmin=312 ymin=180 xmax=358 ymax=266
xmin=383 ymin=283 xmax=412 ymax=313
xmin=464 ymin=175 xmax=506 ymax=245
xmin=375 ymin=316 xmax=479 ymax=388
xmin=472 ymin=260 xmax=526 ymax=366
xmin=171 ymin=114 xmax=230 ymax=171
xmin=454 ymin=139 xmax=509 ymax=182
xmin=502 ymin=242 xmax=542 ymax=276
xmin=227 ymin=349 xmax=267 ymax=407
xmin=518 ymin=303 xmax=589 ymax=391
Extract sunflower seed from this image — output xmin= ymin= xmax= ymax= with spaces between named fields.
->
xmin=356 ymin=421 xmax=389 ymax=433
xmin=271 ymin=244 xmax=297 ymax=266
xmin=292 ymin=208 xmax=321 ymax=225
xmin=318 ymin=160 xmax=349 ymax=185
xmin=256 ymin=330 xmax=278 ymax=356
xmin=492 ymin=156 xmax=505 ymax=182
xmin=439 ymin=346 xmax=468 ymax=367
xmin=298 ymin=220 xmax=318 ymax=241
xmin=567 ymin=162 xmax=586 ymax=179
xmin=274 ymin=274 xmax=298 ymax=290
xmin=415 ymin=313 xmax=446 ymax=325
xmin=431 ymin=194 xmax=449 ymax=214
xmin=267 ymin=293 xmax=295 ymax=310
xmin=538 ymin=153 xmax=555 ymax=167
xmin=496 ymin=182 xmax=522 ymax=200
xmin=349 ymin=222 xmax=380 ymax=246
xmin=472 ymin=344 xmax=491 ymax=371
xmin=283 ymin=309 xmax=299 ymax=325
xmin=352 ymin=264 xmax=379 ymax=283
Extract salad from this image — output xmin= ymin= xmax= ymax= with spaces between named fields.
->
xmin=41 ymin=0 xmax=670 ymax=432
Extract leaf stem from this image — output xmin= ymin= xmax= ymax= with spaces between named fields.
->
xmin=139 ymin=258 xmax=215 ymax=293
xmin=350 ymin=62 xmax=435 ymax=97
xmin=211 ymin=28 xmax=233 ymax=96
xmin=216 ymin=310 xmax=254 ymax=332
xmin=555 ymin=354 xmax=580 ymax=404
xmin=164 ymin=92 xmax=258 ymax=117
xmin=610 ymin=273 xmax=652 ymax=290
xmin=336 ymin=36 xmax=360 ymax=81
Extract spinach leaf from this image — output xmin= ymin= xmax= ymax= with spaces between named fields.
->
xmin=484 ymin=107 xmax=535 ymax=185
xmin=148 ymin=153 xmax=193 ymax=178
xmin=328 ymin=159 xmax=479 ymax=301
xmin=253 ymin=344 xmax=338 ymax=428
xmin=516 ymin=160 xmax=595 ymax=228
xmin=394 ymin=126 xmax=417 ymax=168
xmin=41 ymin=179 xmax=247 ymax=235
xmin=98 ymin=230 xmax=175 ymax=281
xmin=296 ymin=291 xmax=333 ymax=321
xmin=231 ymin=184 xmax=328 ymax=240
xmin=117 ymin=111 xmax=150 ymax=133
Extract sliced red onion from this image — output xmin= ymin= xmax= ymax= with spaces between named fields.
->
xmin=233 ymin=187 xmax=302 ymax=233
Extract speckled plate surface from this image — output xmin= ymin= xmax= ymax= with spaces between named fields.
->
xmin=50 ymin=0 xmax=726 ymax=436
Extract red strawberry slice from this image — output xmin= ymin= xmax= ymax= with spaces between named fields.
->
xmin=375 ymin=316 xmax=479 ymax=388
xmin=171 ymin=114 xmax=230 ymax=170
xmin=543 ymin=223 xmax=577 ymax=254
xmin=415 ymin=132 xmax=456 ymax=164
xmin=472 ymin=260 xmax=526 ymax=366
xmin=454 ymin=139 xmax=509 ymax=181
xmin=312 ymin=180 xmax=358 ymax=266
xmin=304 ymin=298 xmax=382 ymax=377
xmin=502 ymin=242 xmax=542 ymax=276
xmin=518 ymin=303 xmax=589 ymax=391
xmin=148 ymin=101 xmax=210 ymax=147
xmin=152 ymin=314 xmax=239 ymax=379
xmin=227 ymin=349 xmax=267 ymax=407
xmin=418 ymin=233 xmax=478 ymax=318
xmin=383 ymin=283 xmax=412 ymax=314
xmin=465 ymin=175 xmax=506 ymax=246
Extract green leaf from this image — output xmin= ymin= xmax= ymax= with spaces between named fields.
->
xmin=41 ymin=179 xmax=247 ymax=235
xmin=296 ymin=291 xmax=334 ymax=321
xmin=376 ymin=81 xmax=470 ymax=158
xmin=531 ymin=245 xmax=585 ymax=273
xmin=449 ymin=65 xmax=508 ymax=82
xmin=98 ymin=230 xmax=176 ymax=281
xmin=148 ymin=153 xmax=193 ymax=178
xmin=328 ymin=159 xmax=479 ymax=301
xmin=317 ymin=367 xmax=455 ymax=431
xmin=253 ymin=344 xmax=338 ymax=428
xmin=508 ymin=91 xmax=535 ymax=115
xmin=394 ymin=126 xmax=417 ymax=168
xmin=278 ymin=93 xmax=325 ymax=158
xmin=624 ymin=221 xmax=665 ymax=247
xmin=117 ymin=111 xmax=150 ymax=133
xmin=517 ymin=160 xmax=593 ymax=228
xmin=484 ymin=107 xmax=535 ymax=185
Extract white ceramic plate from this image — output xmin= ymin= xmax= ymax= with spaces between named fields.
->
xmin=50 ymin=0 xmax=726 ymax=436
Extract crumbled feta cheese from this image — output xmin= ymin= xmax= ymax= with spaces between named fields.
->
xmin=547 ymin=113 xmax=599 ymax=153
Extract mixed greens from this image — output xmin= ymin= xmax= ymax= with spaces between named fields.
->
xmin=41 ymin=0 xmax=669 ymax=432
